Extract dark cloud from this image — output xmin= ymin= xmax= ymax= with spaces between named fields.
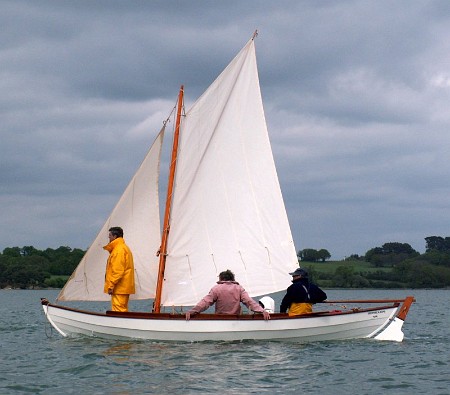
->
xmin=2 ymin=1 xmax=450 ymax=258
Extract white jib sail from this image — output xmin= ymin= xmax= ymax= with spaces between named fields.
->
xmin=162 ymin=38 xmax=299 ymax=307
xmin=57 ymin=129 xmax=164 ymax=301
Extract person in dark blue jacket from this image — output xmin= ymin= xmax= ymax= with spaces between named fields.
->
xmin=280 ymin=268 xmax=327 ymax=315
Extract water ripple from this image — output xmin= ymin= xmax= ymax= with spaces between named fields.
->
xmin=1 ymin=289 xmax=449 ymax=394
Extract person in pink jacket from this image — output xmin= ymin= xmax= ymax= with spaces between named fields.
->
xmin=185 ymin=270 xmax=270 ymax=320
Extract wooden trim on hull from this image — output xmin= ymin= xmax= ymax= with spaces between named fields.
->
xmin=396 ymin=296 xmax=415 ymax=321
xmin=324 ymin=298 xmax=413 ymax=304
xmin=41 ymin=297 xmax=409 ymax=322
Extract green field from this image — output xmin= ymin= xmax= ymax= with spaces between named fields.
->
xmin=300 ymin=260 xmax=402 ymax=288
xmin=303 ymin=260 xmax=392 ymax=274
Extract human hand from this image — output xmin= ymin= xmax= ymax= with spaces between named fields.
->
xmin=263 ymin=310 xmax=270 ymax=320
xmin=108 ymin=288 xmax=113 ymax=295
xmin=185 ymin=312 xmax=191 ymax=321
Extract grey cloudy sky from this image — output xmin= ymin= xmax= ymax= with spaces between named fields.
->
xmin=2 ymin=0 xmax=450 ymax=259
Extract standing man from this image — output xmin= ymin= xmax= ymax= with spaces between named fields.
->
xmin=280 ymin=268 xmax=327 ymax=316
xmin=103 ymin=226 xmax=135 ymax=312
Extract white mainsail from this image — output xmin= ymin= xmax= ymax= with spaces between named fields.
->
xmin=57 ymin=129 xmax=164 ymax=301
xmin=162 ymin=38 xmax=298 ymax=306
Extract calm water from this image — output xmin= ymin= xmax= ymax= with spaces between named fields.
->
xmin=0 ymin=289 xmax=448 ymax=394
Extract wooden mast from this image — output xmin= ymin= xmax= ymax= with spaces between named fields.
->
xmin=153 ymin=85 xmax=184 ymax=313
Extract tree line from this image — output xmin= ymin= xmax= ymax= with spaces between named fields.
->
xmin=299 ymin=236 xmax=450 ymax=288
xmin=0 ymin=246 xmax=83 ymax=289
xmin=1 ymin=236 xmax=449 ymax=289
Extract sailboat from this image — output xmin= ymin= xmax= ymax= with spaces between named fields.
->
xmin=41 ymin=33 xmax=414 ymax=342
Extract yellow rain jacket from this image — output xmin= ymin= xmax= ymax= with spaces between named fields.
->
xmin=103 ymin=237 xmax=135 ymax=295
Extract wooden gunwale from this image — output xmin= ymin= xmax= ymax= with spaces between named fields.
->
xmin=42 ymin=298 xmax=403 ymax=321
xmin=323 ymin=298 xmax=413 ymax=304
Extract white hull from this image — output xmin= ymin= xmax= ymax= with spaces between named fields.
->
xmin=41 ymin=298 xmax=414 ymax=342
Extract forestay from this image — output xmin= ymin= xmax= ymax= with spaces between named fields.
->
xmin=162 ymin=38 xmax=298 ymax=306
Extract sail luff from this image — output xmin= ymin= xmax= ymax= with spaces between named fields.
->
xmin=57 ymin=128 xmax=165 ymax=302
xmin=153 ymin=86 xmax=184 ymax=313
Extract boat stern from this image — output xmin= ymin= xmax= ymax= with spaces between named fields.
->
xmin=373 ymin=296 xmax=415 ymax=342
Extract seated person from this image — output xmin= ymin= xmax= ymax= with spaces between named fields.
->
xmin=280 ymin=268 xmax=327 ymax=316
xmin=185 ymin=269 xmax=270 ymax=320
